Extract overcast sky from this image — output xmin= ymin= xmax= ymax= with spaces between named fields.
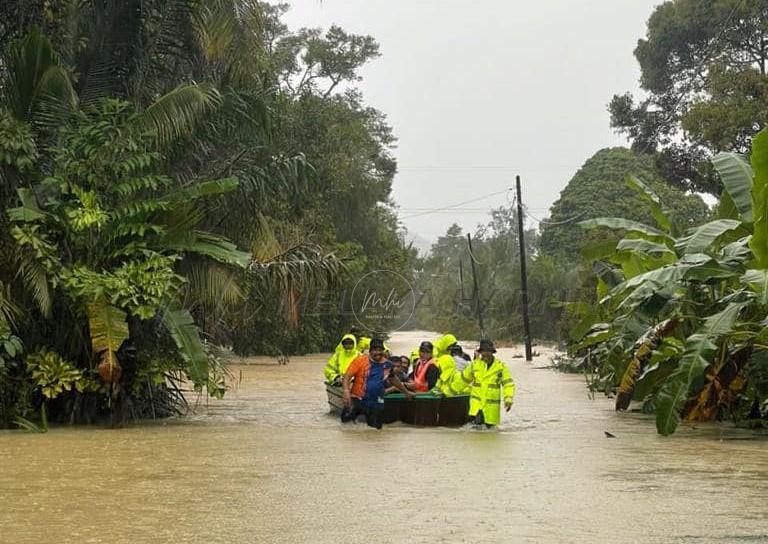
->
xmin=282 ymin=1 xmax=661 ymax=243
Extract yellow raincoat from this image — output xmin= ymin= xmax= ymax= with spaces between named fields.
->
xmin=357 ymin=336 xmax=371 ymax=353
xmin=433 ymin=334 xmax=467 ymax=396
xmin=324 ymin=334 xmax=360 ymax=384
xmin=459 ymin=355 xmax=515 ymax=425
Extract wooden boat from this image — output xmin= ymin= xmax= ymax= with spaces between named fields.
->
xmin=325 ymin=384 xmax=470 ymax=427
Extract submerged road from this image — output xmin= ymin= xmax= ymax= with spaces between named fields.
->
xmin=2 ymin=330 xmax=768 ymax=543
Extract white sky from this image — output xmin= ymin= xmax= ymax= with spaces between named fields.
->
xmin=282 ymin=1 xmax=661 ymax=241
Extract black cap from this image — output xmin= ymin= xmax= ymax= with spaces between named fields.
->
xmin=450 ymin=344 xmax=463 ymax=355
xmin=478 ymin=339 xmax=496 ymax=353
xmin=370 ymin=338 xmax=385 ymax=351
xmin=419 ymin=341 xmax=433 ymax=352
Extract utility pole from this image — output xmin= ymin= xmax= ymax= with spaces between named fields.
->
xmin=466 ymin=233 xmax=486 ymax=340
xmin=516 ymin=176 xmax=533 ymax=361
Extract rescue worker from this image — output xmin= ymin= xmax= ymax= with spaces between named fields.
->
xmin=459 ymin=339 xmax=515 ymax=428
xmin=409 ymin=341 xmax=439 ymax=392
xmin=342 ymin=338 xmax=413 ymax=429
xmin=323 ymin=334 xmax=360 ymax=385
xmin=433 ymin=333 xmax=467 ymax=396
xmin=349 ymin=326 xmax=372 ymax=354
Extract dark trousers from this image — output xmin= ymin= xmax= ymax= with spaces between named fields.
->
xmin=341 ymin=399 xmax=384 ymax=429
xmin=473 ymin=410 xmax=494 ymax=429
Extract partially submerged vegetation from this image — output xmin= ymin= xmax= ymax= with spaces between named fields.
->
xmin=0 ymin=1 xmax=412 ymax=429
xmin=568 ymin=138 xmax=768 ymax=435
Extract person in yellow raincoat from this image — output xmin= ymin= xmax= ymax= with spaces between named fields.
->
xmin=433 ymin=333 xmax=468 ymax=396
xmin=324 ymin=334 xmax=360 ymax=385
xmin=459 ymin=339 xmax=515 ymax=428
xmin=357 ymin=336 xmax=371 ymax=354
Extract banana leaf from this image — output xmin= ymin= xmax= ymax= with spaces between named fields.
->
xmin=675 ymin=219 xmax=744 ymax=255
xmin=741 ymin=269 xmax=768 ymax=305
xmin=655 ymin=302 xmax=746 ymax=435
xmin=616 ymin=238 xmax=676 ymax=258
xmin=712 ymin=152 xmax=754 ymax=223
xmin=626 ymin=175 xmax=672 ymax=233
xmin=86 ymin=299 xmax=129 ymax=384
xmin=579 ymin=218 xmax=673 ymax=245
xmin=750 ymin=130 xmax=768 ymax=268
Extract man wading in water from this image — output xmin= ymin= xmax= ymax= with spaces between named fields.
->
xmin=341 ymin=338 xmax=413 ymax=429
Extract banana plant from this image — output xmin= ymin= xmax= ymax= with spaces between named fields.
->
xmin=573 ymin=130 xmax=768 ymax=434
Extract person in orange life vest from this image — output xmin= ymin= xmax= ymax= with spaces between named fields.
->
xmin=408 ymin=341 xmax=440 ymax=393
xmin=342 ymin=338 xmax=413 ymax=429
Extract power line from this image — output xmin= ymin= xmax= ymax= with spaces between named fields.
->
xmin=506 ymin=187 xmax=585 ymax=226
xmin=398 ymin=188 xmax=511 ymax=220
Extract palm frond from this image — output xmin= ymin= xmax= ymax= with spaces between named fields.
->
xmin=133 ymin=83 xmax=222 ymax=145
xmin=5 ymin=26 xmax=78 ymax=123
xmin=185 ymin=261 xmax=244 ymax=309
xmin=165 ymin=230 xmax=251 ymax=268
xmin=15 ymin=251 xmax=52 ymax=318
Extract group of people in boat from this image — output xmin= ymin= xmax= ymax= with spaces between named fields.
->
xmin=323 ymin=330 xmax=516 ymax=430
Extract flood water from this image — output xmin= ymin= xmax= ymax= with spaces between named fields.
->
xmin=2 ymin=330 xmax=768 ymax=543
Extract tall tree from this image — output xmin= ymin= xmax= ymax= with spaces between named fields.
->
xmin=609 ymin=0 xmax=768 ymax=194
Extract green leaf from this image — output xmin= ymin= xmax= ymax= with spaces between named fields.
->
xmin=717 ymin=190 xmax=739 ymax=221
xmin=160 ymin=306 xmax=208 ymax=388
xmin=616 ymin=238 xmax=676 ymax=258
xmin=741 ymin=269 xmax=768 ymax=305
xmin=712 ymin=152 xmax=754 ymax=223
xmin=161 ymin=177 xmax=239 ymax=203
xmin=751 ymin=129 xmax=768 ymax=268
xmin=610 ymin=263 xmax=689 ymax=298
xmin=682 ymin=258 xmax=740 ymax=282
xmin=165 ymin=231 xmax=251 ymax=268
xmin=6 ymin=27 xmax=77 ymax=123
xmin=86 ymin=299 xmax=129 ymax=354
xmin=579 ymin=217 xmax=673 ymax=245
xmin=675 ymin=219 xmax=744 ymax=255
xmin=133 ymin=83 xmax=222 ymax=145
xmin=581 ymin=238 xmax=618 ymax=261
xmin=655 ymin=302 xmax=745 ymax=435
xmin=626 ymin=175 xmax=671 ymax=232
xmin=572 ymin=326 xmax=612 ymax=350
xmin=7 ymin=188 xmax=46 ymax=222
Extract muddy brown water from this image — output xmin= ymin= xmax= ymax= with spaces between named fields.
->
xmin=2 ymin=330 xmax=768 ymax=543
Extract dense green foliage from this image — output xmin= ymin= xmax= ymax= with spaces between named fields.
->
xmin=610 ymin=0 xmax=768 ymax=194
xmin=0 ymin=1 xmax=411 ymax=428
xmin=540 ymin=148 xmax=709 ymax=262
xmin=568 ymin=133 xmax=768 ymax=435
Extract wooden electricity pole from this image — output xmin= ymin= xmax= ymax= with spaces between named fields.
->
xmin=516 ymin=175 xmax=533 ymax=361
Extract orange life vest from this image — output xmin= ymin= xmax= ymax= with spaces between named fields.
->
xmin=412 ymin=358 xmax=436 ymax=392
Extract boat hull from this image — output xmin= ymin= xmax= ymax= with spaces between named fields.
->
xmin=325 ymin=384 xmax=470 ymax=427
